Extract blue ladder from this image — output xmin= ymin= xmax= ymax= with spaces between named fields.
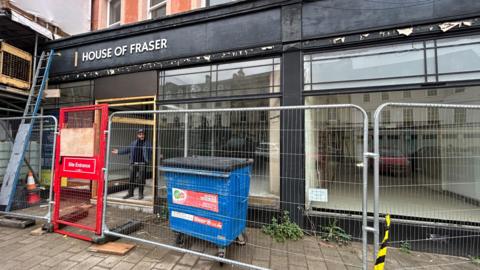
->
xmin=0 ymin=49 xmax=55 ymax=211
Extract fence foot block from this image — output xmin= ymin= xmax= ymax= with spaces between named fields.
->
xmin=0 ymin=215 xmax=35 ymax=228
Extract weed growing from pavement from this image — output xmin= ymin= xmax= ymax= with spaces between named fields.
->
xmin=319 ymin=219 xmax=351 ymax=245
xmin=399 ymin=241 xmax=412 ymax=254
xmin=471 ymin=256 xmax=480 ymax=265
xmin=262 ymin=211 xmax=304 ymax=242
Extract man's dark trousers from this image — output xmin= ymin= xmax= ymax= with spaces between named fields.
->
xmin=128 ymin=162 xmax=147 ymax=197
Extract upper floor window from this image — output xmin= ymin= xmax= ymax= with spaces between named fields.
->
xmin=108 ymin=0 xmax=121 ymax=26
xmin=149 ymin=0 xmax=167 ymax=19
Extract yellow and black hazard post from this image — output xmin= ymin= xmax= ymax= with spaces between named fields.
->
xmin=374 ymin=214 xmax=391 ymax=270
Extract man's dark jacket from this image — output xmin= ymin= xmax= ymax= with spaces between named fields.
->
xmin=118 ymin=139 xmax=152 ymax=164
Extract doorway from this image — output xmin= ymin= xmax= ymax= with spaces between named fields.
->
xmin=96 ymin=96 xmax=156 ymax=206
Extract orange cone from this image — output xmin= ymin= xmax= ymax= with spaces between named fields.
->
xmin=26 ymin=171 xmax=36 ymax=191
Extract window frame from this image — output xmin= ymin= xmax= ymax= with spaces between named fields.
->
xmin=148 ymin=0 xmax=167 ymax=19
xmin=107 ymin=0 xmax=121 ymax=27
xmin=158 ymin=57 xmax=281 ymax=101
xmin=303 ymin=33 xmax=480 ymax=93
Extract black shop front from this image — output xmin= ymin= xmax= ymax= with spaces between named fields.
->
xmin=44 ymin=0 xmax=480 ymax=253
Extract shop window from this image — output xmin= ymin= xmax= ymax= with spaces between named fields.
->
xmin=45 ymin=81 xmax=94 ymax=108
xmin=305 ymin=86 xmax=480 ymax=221
xmin=158 ymin=98 xmax=281 ymax=205
xmin=304 ymin=42 xmax=425 ymax=90
xmin=108 ymin=0 xmax=121 ymax=26
xmin=149 ymin=0 xmax=166 ymax=19
xmin=304 ymin=34 xmax=480 ymax=91
xmin=159 ymin=58 xmax=280 ymax=100
xmin=437 ymin=35 xmax=480 ymax=82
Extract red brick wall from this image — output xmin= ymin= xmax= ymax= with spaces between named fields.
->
xmin=123 ymin=0 xmax=139 ymax=24
xmin=91 ymin=0 xmax=100 ymax=30
xmin=169 ymin=0 xmax=192 ymax=15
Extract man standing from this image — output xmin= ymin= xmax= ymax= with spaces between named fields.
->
xmin=112 ymin=129 xmax=152 ymax=200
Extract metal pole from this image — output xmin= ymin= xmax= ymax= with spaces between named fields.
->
xmin=47 ymin=116 xmax=58 ymax=223
xmin=103 ymin=230 xmax=269 ymax=270
xmin=361 ymin=108 xmax=369 ymax=270
xmin=38 ymin=107 xmax=43 ymax=184
xmin=32 ymin=33 xmax=38 ymax=83
xmin=184 ymin=113 xmax=188 ymax=157
xmin=101 ymin=117 xmax=114 ymax=238
xmin=372 ymin=104 xmax=387 ymax=261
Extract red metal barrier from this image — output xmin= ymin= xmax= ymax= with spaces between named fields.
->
xmin=52 ymin=104 xmax=108 ymax=241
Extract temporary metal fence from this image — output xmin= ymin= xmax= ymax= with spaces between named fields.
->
xmin=102 ymin=105 xmax=370 ymax=269
xmin=0 ymin=115 xmax=57 ymax=222
xmin=373 ymin=103 xmax=480 ymax=264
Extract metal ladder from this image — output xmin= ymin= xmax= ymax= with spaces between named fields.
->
xmin=0 ymin=49 xmax=55 ymax=211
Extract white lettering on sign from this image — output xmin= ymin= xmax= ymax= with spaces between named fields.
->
xmin=80 ymin=39 xmax=168 ymax=63
xmin=67 ymin=162 xmax=91 ymax=169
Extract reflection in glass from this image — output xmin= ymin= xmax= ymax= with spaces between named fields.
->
xmin=159 ymin=58 xmax=280 ymax=100
xmin=158 ymin=99 xmax=281 ymax=206
xmin=305 ymin=86 xmax=480 ymax=223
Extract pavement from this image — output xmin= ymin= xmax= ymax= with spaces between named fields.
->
xmin=0 ymin=223 xmax=478 ymax=270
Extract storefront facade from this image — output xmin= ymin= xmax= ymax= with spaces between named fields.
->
xmin=45 ymin=0 xmax=480 ymax=246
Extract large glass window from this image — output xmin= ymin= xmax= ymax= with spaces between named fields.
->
xmin=437 ymin=35 xmax=480 ymax=81
xmin=44 ymin=81 xmax=94 ymax=109
xmin=305 ymin=34 xmax=480 ymax=91
xmin=159 ymin=58 xmax=280 ymax=100
xmin=158 ymin=99 xmax=281 ymax=207
xmin=305 ymin=86 xmax=480 ymax=223
xmin=108 ymin=0 xmax=121 ymax=26
xmin=304 ymin=43 xmax=426 ymax=90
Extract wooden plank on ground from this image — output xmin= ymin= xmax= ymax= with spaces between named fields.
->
xmin=88 ymin=242 xmax=136 ymax=256
xmin=30 ymin=227 xmax=46 ymax=236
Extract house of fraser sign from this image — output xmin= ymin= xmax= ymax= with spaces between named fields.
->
xmin=79 ymin=38 xmax=168 ymax=63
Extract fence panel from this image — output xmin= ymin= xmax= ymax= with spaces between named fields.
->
xmin=102 ymin=105 xmax=369 ymax=269
xmin=373 ymin=103 xmax=480 ymax=265
xmin=0 ymin=115 xmax=57 ymax=222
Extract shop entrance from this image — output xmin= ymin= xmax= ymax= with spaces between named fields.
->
xmin=96 ymin=96 xmax=157 ymax=206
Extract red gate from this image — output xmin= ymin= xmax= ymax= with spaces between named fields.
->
xmin=52 ymin=104 xmax=108 ymax=241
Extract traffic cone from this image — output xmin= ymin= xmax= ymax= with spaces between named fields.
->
xmin=26 ymin=171 xmax=40 ymax=205
xmin=26 ymin=171 xmax=36 ymax=191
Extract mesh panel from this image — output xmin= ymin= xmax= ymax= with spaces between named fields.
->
xmin=1 ymin=52 xmax=30 ymax=82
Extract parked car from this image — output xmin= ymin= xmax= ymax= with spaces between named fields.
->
xmin=409 ymin=146 xmax=442 ymax=177
xmin=254 ymin=142 xmax=279 ymax=160
xmin=379 ymin=148 xmax=412 ymax=176
xmin=218 ymin=137 xmax=257 ymax=158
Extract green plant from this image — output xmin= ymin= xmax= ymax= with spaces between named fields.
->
xmin=471 ymin=256 xmax=480 ymax=265
xmin=319 ymin=219 xmax=351 ymax=245
xmin=399 ymin=241 xmax=411 ymax=254
xmin=262 ymin=211 xmax=304 ymax=242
